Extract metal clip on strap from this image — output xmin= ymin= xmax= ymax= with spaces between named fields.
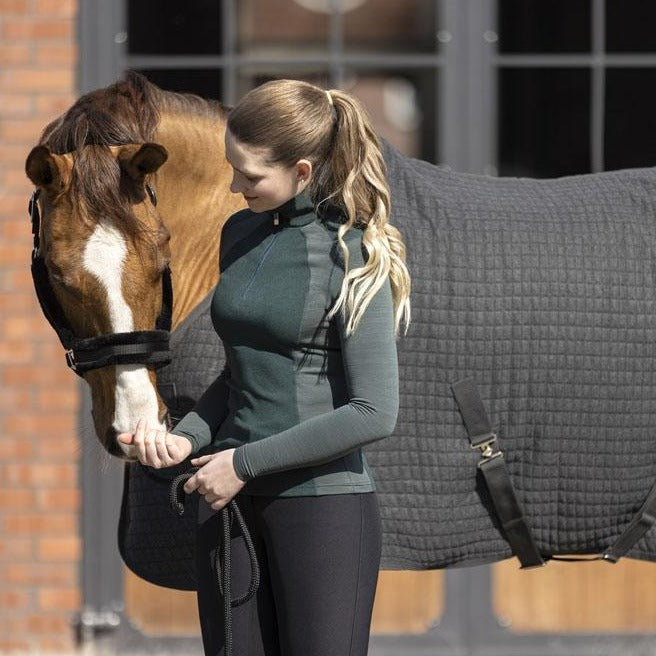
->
xmin=471 ymin=432 xmax=502 ymax=466
xmin=451 ymin=379 xmax=544 ymax=569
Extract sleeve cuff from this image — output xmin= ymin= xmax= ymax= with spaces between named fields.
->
xmin=170 ymin=429 xmax=200 ymax=454
xmin=232 ymin=446 xmax=254 ymax=482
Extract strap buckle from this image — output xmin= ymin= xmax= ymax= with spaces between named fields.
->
xmin=471 ymin=432 xmax=502 ymax=466
xmin=65 ymin=349 xmax=77 ymax=371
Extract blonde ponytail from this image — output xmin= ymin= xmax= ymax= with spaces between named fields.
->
xmin=319 ymin=89 xmax=411 ymax=337
xmin=227 ymin=79 xmax=411 ymax=337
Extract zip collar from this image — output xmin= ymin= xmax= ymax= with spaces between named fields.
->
xmin=269 ymin=188 xmax=316 ymax=227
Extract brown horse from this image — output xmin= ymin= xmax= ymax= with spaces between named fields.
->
xmin=28 ymin=72 xmax=656 ymax=578
xmin=25 ymin=72 xmax=245 ymax=458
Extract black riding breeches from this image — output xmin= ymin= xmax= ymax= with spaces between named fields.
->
xmin=196 ymin=492 xmax=382 ymax=656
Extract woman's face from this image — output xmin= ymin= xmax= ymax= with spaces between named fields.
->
xmin=225 ymin=130 xmax=310 ymax=214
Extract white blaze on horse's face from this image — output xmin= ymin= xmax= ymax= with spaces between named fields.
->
xmin=82 ymin=221 xmax=165 ymax=456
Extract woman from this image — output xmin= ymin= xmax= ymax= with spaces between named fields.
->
xmin=120 ymin=79 xmax=411 ymax=656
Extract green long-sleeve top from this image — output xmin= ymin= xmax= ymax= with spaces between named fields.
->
xmin=172 ymin=189 xmax=399 ymax=496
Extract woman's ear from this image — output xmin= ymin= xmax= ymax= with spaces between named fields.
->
xmin=295 ymin=159 xmax=313 ymax=184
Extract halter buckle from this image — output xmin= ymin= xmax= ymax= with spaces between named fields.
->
xmin=65 ymin=349 xmax=77 ymax=371
xmin=29 ymin=189 xmax=41 ymax=254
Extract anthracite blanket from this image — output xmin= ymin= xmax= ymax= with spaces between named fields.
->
xmin=123 ymin=143 xmax=656 ymax=588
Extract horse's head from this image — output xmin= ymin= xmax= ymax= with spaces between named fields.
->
xmin=25 ymin=142 xmax=172 ymax=458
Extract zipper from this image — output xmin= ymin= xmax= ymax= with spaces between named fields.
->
xmin=241 ymin=231 xmax=281 ymax=298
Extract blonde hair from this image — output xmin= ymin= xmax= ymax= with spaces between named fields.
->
xmin=227 ymin=79 xmax=411 ymax=336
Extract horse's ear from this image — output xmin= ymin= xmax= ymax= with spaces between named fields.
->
xmin=25 ymin=145 xmax=64 ymax=189
xmin=119 ymin=143 xmax=168 ymax=181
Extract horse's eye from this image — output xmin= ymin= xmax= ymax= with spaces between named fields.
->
xmin=145 ymin=184 xmax=157 ymax=206
xmin=47 ymin=263 xmax=66 ymax=285
xmin=49 ymin=271 xmax=64 ymax=284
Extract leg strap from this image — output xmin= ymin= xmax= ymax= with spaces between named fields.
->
xmin=451 ymin=379 xmax=545 ymax=569
xmin=602 ymin=479 xmax=656 ymax=563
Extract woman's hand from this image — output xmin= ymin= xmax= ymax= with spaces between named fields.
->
xmin=183 ymin=449 xmax=245 ymax=511
xmin=117 ymin=418 xmax=192 ymax=468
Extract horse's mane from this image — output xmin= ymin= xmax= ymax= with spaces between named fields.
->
xmin=39 ymin=71 xmax=227 ymax=236
xmin=41 ymin=70 xmax=227 ymax=152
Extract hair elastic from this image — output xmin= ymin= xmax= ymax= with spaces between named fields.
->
xmin=325 ymin=89 xmax=334 ymax=107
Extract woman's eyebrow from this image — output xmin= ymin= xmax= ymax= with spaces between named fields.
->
xmin=228 ymin=160 xmax=260 ymax=178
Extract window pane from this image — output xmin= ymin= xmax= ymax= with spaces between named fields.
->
xmin=135 ymin=69 xmax=222 ymax=101
xmin=238 ymin=0 xmax=329 ymax=54
xmin=498 ymin=0 xmax=591 ymax=53
xmin=127 ymin=0 xmax=221 ymax=55
xmin=235 ymin=70 xmax=331 ymax=102
xmin=605 ymin=69 xmax=656 ymax=170
xmin=344 ymin=0 xmax=438 ymax=53
xmin=344 ymin=71 xmax=436 ymax=162
xmin=234 ymin=70 xmax=434 ymax=162
xmin=606 ymin=0 xmax=656 ymax=52
xmin=498 ymin=68 xmax=591 ymax=177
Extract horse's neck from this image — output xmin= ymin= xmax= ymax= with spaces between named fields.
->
xmin=154 ymin=111 xmax=245 ymax=329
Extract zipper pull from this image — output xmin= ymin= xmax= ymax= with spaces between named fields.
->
xmin=273 ymin=212 xmax=280 ymax=226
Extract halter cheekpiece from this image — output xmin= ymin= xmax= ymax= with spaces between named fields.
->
xmin=28 ymin=186 xmax=173 ymax=375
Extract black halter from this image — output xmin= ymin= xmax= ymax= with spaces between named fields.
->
xmin=29 ymin=187 xmax=173 ymax=376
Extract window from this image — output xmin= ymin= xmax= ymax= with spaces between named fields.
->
xmin=496 ymin=0 xmax=656 ymax=175
xmin=121 ymin=0 xmax=440 ymax=161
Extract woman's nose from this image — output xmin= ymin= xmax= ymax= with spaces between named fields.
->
xmin=230 ymin=172 xmax=244 ymax=194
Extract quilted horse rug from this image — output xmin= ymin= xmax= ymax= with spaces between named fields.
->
xmin=119 ymin=141 xmax=656 ymax=589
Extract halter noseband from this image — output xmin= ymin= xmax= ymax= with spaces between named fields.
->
xmin=29 ymin=186 xmax=173 ymax=376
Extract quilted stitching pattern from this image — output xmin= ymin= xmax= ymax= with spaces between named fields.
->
xmin=119 ymin=461 xmax=198 ymax=590
xmin=120 ymin=143 xmax=656 ymax=587
xmin=370 ymin=144 xmax=656 ymax=568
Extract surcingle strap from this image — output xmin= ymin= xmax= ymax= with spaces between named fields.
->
xmin=451 ymin=379 xmax=545 ymax=569
xmin=602 ymin=480 xmax=656 ymax=563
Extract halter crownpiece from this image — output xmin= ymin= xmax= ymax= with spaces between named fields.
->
xmin=28 ymin=186 xmax=172 ymax=376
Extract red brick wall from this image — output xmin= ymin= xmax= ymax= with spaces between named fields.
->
xmin=0 ymin=0 xmax=81 ymax=652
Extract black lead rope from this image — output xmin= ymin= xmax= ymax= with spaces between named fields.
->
xmin=169 ymin=469 xmax=260 ymax=656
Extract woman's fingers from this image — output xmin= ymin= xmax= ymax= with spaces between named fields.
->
xmin=128 ymin=419 xmax=170 ymax=468
xmin=117 ymin=420 xmax=192 ymax=468
xmin=143 ymin=427 xmax=159 ymax=466
xmin=154 ymin=431 xmax=172 ymax=467
xmin=183 ymin=471 xmax=200 ymax=494
xmin=190 ymin=454 xmax=212 ymax=467
xmin=117 ymin=432 xmax=133 ymax=445
xmin=198 ymin=490 xmax=227 ymax=510
xmin=133 ymin=418 xmax=148 ymax=463
xmin=183 ymin=450 xmax=244 ymax=508
xmin=169 ymin=435 xmax=192 ymax=461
